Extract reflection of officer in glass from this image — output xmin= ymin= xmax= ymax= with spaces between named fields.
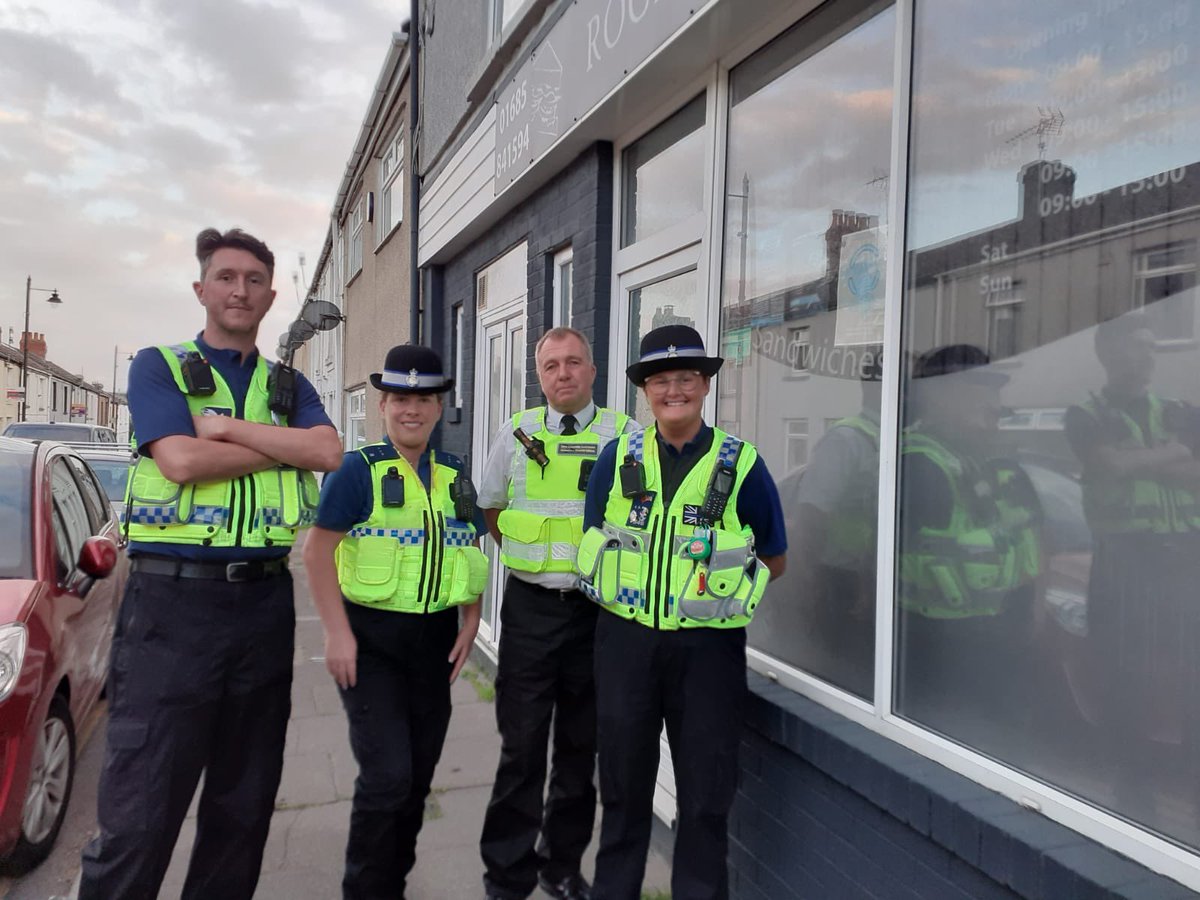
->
xmin=789 ymin=348 xmax=882 ymax=699
xmin=580 ymin=325 xmax=786 ymax=900
xmin=898 ymin=345 xmax=1042 ymax=733
xmin=302 ymin=345 xmax=487 ymax=899
xmin=1064 ymin=313 xmax=1200 ymax=809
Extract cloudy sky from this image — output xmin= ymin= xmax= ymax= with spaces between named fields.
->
xmin=0 ymin=0 xmax=402 ymax=391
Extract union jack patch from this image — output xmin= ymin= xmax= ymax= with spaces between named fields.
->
xmin=682 ymin=505 xmax=704 ymax=525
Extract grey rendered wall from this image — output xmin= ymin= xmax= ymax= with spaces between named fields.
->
xmin=418 ymin=0 xmax=489 ymax=174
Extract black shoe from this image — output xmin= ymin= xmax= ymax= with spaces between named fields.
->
xmin=537 ymin=871 xmax=591 ymax=900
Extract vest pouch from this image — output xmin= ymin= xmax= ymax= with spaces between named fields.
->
xmin=437 ymin=523 xmax=489 ymax=605
xmin=674 ymin=529 xmax=759 ymax=626
xmin=498 ymin=508 xmax=549 ymax=572
xmin=340 ymin=536 xmax=404 ymax=606
xmin=577 ymin=525 xmax=646 ymax=613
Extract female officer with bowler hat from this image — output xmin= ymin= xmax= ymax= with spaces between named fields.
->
xmin=579 ymin=324 xmax=787 ymax=899
xmin=303 ymin=344 xmax=489 ymax=899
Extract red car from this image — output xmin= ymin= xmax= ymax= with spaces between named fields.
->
xmin=0 ymin=436 xmax=125 ymax=872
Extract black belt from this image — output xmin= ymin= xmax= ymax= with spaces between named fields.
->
xmin=131 ymin=555 xmax=290 ymax=582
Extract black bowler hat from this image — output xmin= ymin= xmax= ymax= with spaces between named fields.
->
xmin=370 ymin=344 xmax=454 ymax=395
xmin=626 ymin=324 xmax=723 ymax=386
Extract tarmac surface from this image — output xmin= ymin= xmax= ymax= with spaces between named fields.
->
xmin=50 ymin=552 xmax=672 ymax=899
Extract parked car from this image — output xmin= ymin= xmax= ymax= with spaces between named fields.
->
xmin=0 ymin=437 xmax=125 ymax=873
xmin=75 ymin=446 xmax=135 ymax=522
xmin=2 ymin=423 xmax=118 ymax=445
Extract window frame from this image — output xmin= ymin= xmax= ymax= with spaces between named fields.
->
xmin=552 ymin=246 xmax=574 ymax=327
xmin=377 ymin=132 xmax=405 ymax=248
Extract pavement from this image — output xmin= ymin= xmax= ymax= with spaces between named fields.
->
xmin=62 ymin=554 xmax=672 ymax=899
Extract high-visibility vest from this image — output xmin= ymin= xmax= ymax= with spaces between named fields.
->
xmin=824 ymin=414 xmax=881 ymax=564
xmin=336 ymin=443 xmax=489 ymax=613
xmin=125 ymin=342 xmax=319 ymax=548
xmin=1076 ymin=393 xmax=1200 ymax=535
xmin=576 ymin=426 xmax=770 ymax=630
xmin=498 ymin=407 xmax=630 ymax=574
xmin=898 ymin=430 xmax=1041 ymax=618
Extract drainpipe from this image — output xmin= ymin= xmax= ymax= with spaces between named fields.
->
xmin=408 ymin=0 xmax=421 ymax=344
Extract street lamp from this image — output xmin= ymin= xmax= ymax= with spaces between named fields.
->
xmin=20 ymin=276 xmax=63 ymax=422
xmin=111 ymin=345 xmax=135 ymax=433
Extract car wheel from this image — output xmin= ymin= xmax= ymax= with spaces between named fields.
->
xmin=4 ymin=695 xmax=76 ymax=874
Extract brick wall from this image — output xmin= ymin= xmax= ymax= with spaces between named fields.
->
xmin=433 ymin=142 xmax=614 ymax=462
xmin=732 ymin=673 xmax=1198 ymax=900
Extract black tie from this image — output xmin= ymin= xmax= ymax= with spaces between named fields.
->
xmin=561 ymin=415 xmax=578 ymax=436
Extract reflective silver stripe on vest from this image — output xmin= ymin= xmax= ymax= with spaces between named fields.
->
xmin=501 ymin=540 xmax=578 ymax=564
xmin=508 ymin=498 xmax=583 ymax=516
xmin=347 ymin=527 xmax=425 ymax=544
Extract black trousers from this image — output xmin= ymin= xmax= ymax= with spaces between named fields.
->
xmin=339 ymin=601 xmax=457 ymax=900
xmin=79 ymin=569 xmax=295 ymax=900
xmin=592 ymin=614 xmax=746 ymax=900
xmin=480 ymin=575 xmax=599 ymax=898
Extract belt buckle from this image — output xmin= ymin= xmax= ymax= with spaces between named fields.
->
xmin=225 ymin=562 xmax=256 ymax=583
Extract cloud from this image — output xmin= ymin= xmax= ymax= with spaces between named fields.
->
xmin=0 ymin=0 xmax=400 ymax=385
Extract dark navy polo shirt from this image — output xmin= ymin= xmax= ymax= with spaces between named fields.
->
xmin=583 ymin=423 xmax=787 ymax=557
xmin=317 ymin=437 xmax=487 ymax=536
xmin=128 ymin=334 xmax=333 ymax=561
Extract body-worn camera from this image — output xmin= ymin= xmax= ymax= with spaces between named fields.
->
xmin=619 ymin=454 xmax=646 ymax=498
xmin=181 ymin=351 xmax=216 ymax=396
xmin=268 ymin=363 xmax=298 ymax=416
xmin=381 ymin=467 xmax=405 ymax=507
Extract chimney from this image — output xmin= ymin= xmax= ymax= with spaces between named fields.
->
xmin=20 ymin=331 xmax=47 ymax=358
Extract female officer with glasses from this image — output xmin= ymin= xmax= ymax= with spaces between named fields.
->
xmin=577 ymin=324 xmax=786 ymax=900
xmin=303 ymin=344 xmax=488 ymax=900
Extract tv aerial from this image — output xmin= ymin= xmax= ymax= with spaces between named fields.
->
xmin=1006 ymin=107 xmax=1065 ymax=159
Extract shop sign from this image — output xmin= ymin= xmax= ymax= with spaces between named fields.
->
xmin=495 ymin=0 xmax=696 ymax=190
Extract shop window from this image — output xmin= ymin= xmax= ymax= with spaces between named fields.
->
xmin=1134 ymin=242 xmax=1196 ymax=341
xmin=900 ymin=0 xmax=1200 ymax=852
xmin=620 ymin=94 xmax=706 ymax=248
xmin=716 ymin=0 xmax=895 ymax=701
xmin=626 ymin=271 xmax=700 ymax=423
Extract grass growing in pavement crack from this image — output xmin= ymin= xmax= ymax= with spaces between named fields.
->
xmin=424 ymin=787 xmax=446 ymax=821
xmin=641 ymin=892 xmax=671 ymax=900
xmin=460 ymin=665 xmax=495 ymax=702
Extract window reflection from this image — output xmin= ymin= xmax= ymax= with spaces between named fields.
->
xmin=718 ymin=0 xmax=896 ymax=699
xmin=626 ymin=270 xmax=700 ymax=422
xmin=900 ymin=0 xmax=1200 ymax=848
xmin=620 ymin=95 xmax=706 ymax=248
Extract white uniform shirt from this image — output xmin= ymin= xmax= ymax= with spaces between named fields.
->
xmin=478 ymin=401 xmax=640 ymax=589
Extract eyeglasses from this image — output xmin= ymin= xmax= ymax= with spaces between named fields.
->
xmin=644 ymin=371 xmax=705 ymax=393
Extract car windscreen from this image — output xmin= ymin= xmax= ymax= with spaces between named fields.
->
xmin=0 ymin=454 xmax=33 ymax=579
xmin=85 ymin=458 xmax=132 ymax=501
xmin=3 ymin=423 xmax=92 ymax=441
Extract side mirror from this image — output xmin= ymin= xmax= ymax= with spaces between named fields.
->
xmin=77 ymin=536 xmax=118 ymax=579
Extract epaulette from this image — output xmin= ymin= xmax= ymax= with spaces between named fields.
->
xmin=435 ymin=449 xmax=465 ymax=470
xmin=359 ymin=443 xmax=400 ymax=465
